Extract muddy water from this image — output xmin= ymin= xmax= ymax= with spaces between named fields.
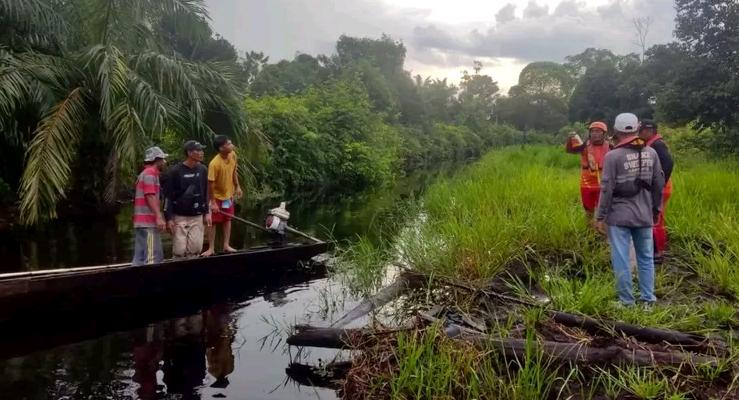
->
xmin=0 ymin=167 xmax=452 ymax=400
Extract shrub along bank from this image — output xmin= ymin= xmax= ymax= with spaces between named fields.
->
xmin=244 ymin=78 xmax=558 ymax=197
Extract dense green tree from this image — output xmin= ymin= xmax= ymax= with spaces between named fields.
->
xmin=666 ymin=0 xmax=738 ymax=151
xmin=566 ymin=49 xmax=651 ymax=124
xmin=334 ymin=35 xmax=424 ymax=125
xmin=246 ymin=78 xmax=400 ymax=193
xmin=499 ymin=62 xmax=572 ymax=131
xmin=0 ymin=0 xmax=248 ymax=224
xmin=457 ymin=62 xmax=499 ymax=131
xmin=250 ymin=53 xmax=329 ymax=97
xmin=415 ymin=76 xmax=458 ymax=124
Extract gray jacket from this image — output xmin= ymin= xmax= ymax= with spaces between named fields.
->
xmin=596 ymin=142 xmax=665 ymax=227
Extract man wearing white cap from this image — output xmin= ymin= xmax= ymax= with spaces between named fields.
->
xmin=132 ymin=146 xmax=168 ymax=266
xmin=595 ymin=113 xmax=665 ymax=306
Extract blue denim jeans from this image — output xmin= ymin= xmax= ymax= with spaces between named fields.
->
xmin=132 ymin=228 xmax=163 ymax=266
xmin=608 ymin=225 xmax=656 ymax=305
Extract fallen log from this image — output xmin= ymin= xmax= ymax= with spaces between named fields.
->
xmin=287 ymin=324 xmax=373 ymax=348
xmin=471 ymin=335 xmax=717 ymax=368
xmin=287 ymin=325 xmax=718 ymax=368
xmin=435 ymin=274 xmax=721 ymax=353
xmin=330 ymin=271 xmax=426 ymax=328
xmin=549 ymin=311 xmax=723 ymax=354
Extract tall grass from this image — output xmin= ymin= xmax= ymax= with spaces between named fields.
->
xmin=356 ymin=145 xmax=739 ymax=398
xmin=401 ymin=146 xmax=609 ymax=280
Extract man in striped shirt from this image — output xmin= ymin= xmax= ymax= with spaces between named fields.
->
xmin=132 ymin=146 xmax=168 ymax=266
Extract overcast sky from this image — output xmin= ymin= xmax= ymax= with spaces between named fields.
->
xmin=205 ymin=0 xmax=677 ymax=92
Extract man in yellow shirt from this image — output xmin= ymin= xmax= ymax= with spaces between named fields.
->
xmin=202 ymin=135 xmax=242 ymax=256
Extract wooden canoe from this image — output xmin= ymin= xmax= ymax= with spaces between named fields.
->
xmin=0 ymin=241 xmax=331 ymax=324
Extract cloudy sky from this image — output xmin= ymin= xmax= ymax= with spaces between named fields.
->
xmin=205 ymin=0 xmax=677 ymax=92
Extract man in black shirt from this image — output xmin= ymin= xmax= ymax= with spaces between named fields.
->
xmin=163 ymin=141 xmax=211 ymax=258
xmin=639 ymin=120 xmax=674 ymax=261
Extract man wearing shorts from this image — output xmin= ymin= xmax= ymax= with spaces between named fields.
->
xmin=202 ymin=135 xmax=242 ymax=256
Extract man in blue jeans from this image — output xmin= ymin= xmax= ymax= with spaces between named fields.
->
xmin=595 ymin=113 xmax=665 ymax=306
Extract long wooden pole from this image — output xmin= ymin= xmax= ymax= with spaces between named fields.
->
xmin=222 ymin=212 xmax=323 ymax=243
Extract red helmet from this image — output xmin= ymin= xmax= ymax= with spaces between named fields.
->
xmin=589 ymin=121 xmax=608 ymax=132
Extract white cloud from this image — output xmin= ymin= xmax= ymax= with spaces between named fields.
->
xmin=496 ymin=4 xmax=517 ymax=24
xmin=523 ymin=1 xmax=549 ymax=18
xmin=205 ymin=0 xmax=676 ymax=91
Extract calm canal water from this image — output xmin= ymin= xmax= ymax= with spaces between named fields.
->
xmin=0 ymin=167 xmax=453 ymax=400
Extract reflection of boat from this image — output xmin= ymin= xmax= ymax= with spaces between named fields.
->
xmin=0 ymin=249 xmax=329 ymax=361
xmin=0 ymin=241 xmax=331 ymax=324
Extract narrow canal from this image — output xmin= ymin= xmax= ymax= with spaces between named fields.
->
xmin=0 ymin=167 xmax=453 ymax=400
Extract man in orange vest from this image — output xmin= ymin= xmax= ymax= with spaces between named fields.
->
xmin=566 ymin=121 xmax=611 ymax=226
xmin=639 ymin=120 xmax=673 ymax=262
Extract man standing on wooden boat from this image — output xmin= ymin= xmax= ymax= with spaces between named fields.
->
xmin=132 ymin=146 xmax=168 ymax=266
xmin=595 ymin=113 xmax=665 ymax=306
xmin=566 ymin=121 xmax=611 ymax=227
xmin=202 ymin=135 xmax=242 ymax=256
xmin=639 ymin=120 xmax=674 ymax=263
xmin=163 ymin=140 xmax=211 ymax=258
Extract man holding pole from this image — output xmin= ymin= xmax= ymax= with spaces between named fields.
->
xmin=202 ymin=135 xmax=242 ymax=256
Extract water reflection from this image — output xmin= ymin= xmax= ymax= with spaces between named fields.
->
xmin=0 ymin=274 xmax=346 ymax=400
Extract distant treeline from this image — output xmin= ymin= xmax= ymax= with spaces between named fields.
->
xmin=0 ymin=0 xmax=735 ymax=223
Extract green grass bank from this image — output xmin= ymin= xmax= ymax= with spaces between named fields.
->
xmin=339 ymin=145 xmax=739 ymax=399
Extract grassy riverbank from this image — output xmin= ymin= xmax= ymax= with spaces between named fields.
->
xmin=341 ymin=145 xmax=739 ymax=399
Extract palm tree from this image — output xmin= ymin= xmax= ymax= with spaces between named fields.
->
xmin=0 ymin=0 xmax=249 ymax=225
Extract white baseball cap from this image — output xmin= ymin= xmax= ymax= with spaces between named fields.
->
xmin=144 ymin=146 xmax=168 ymax=162
xmin=614 ymin=113 xmax=639 ymax=133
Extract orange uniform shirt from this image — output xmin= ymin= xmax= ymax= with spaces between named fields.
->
xmin=566 ymin=139 xmax=611 ymax=189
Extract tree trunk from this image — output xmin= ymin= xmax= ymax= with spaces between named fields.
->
xmin=330 ymin=271 xmax=426 ymax=328
xmin=549 ymin=311 xmax=722 ymax=354
xmin=286 ymin=325 xmax=718 ymax=368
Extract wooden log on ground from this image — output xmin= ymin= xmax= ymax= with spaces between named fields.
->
xmin=287 ymin=325 xmax=366 ymax=348
xmin=285 ymin=324 xmax=719 ymax=368
xmin=330 ymin=271 xmax=426 ymax=328
xmin=435 ymin=274 xmax=721 ymax=353
xmin=483 ymin=336 xmax=716 ymax=368
xmin=549 ymin=311 xmax=721 ymax=354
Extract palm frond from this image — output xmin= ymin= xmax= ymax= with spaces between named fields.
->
xmin=107 ymin=101 xmax=146 ymax=199
xmin=150 ymin=0 xmax=209 ymax=20
xmin=0 ymin=58 xmax=34 ymax=117
xmin=127 ymin=70 xmax=183 ymax=134
xmin=82 ymin=44 xmax=128 ymax=123
xmin=131 ymin=51 xmax=203 ymax=115
xmin=19 ymin=87 xmax=88 ymax=225
xmin=0 ymin=0 xmax=67 ymax=48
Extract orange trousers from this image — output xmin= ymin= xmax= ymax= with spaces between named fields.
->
xmin=653 ymin=184 xmax=672 ymax=255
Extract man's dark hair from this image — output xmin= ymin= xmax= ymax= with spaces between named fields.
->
xmin=214 ymin=135 xmax=230 ymax=150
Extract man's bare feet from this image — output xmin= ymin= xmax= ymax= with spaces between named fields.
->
xmin=201 ymin=249 xmax=215 ymax=257
xmin=223 ymin=246 xmax=238 ymax=253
